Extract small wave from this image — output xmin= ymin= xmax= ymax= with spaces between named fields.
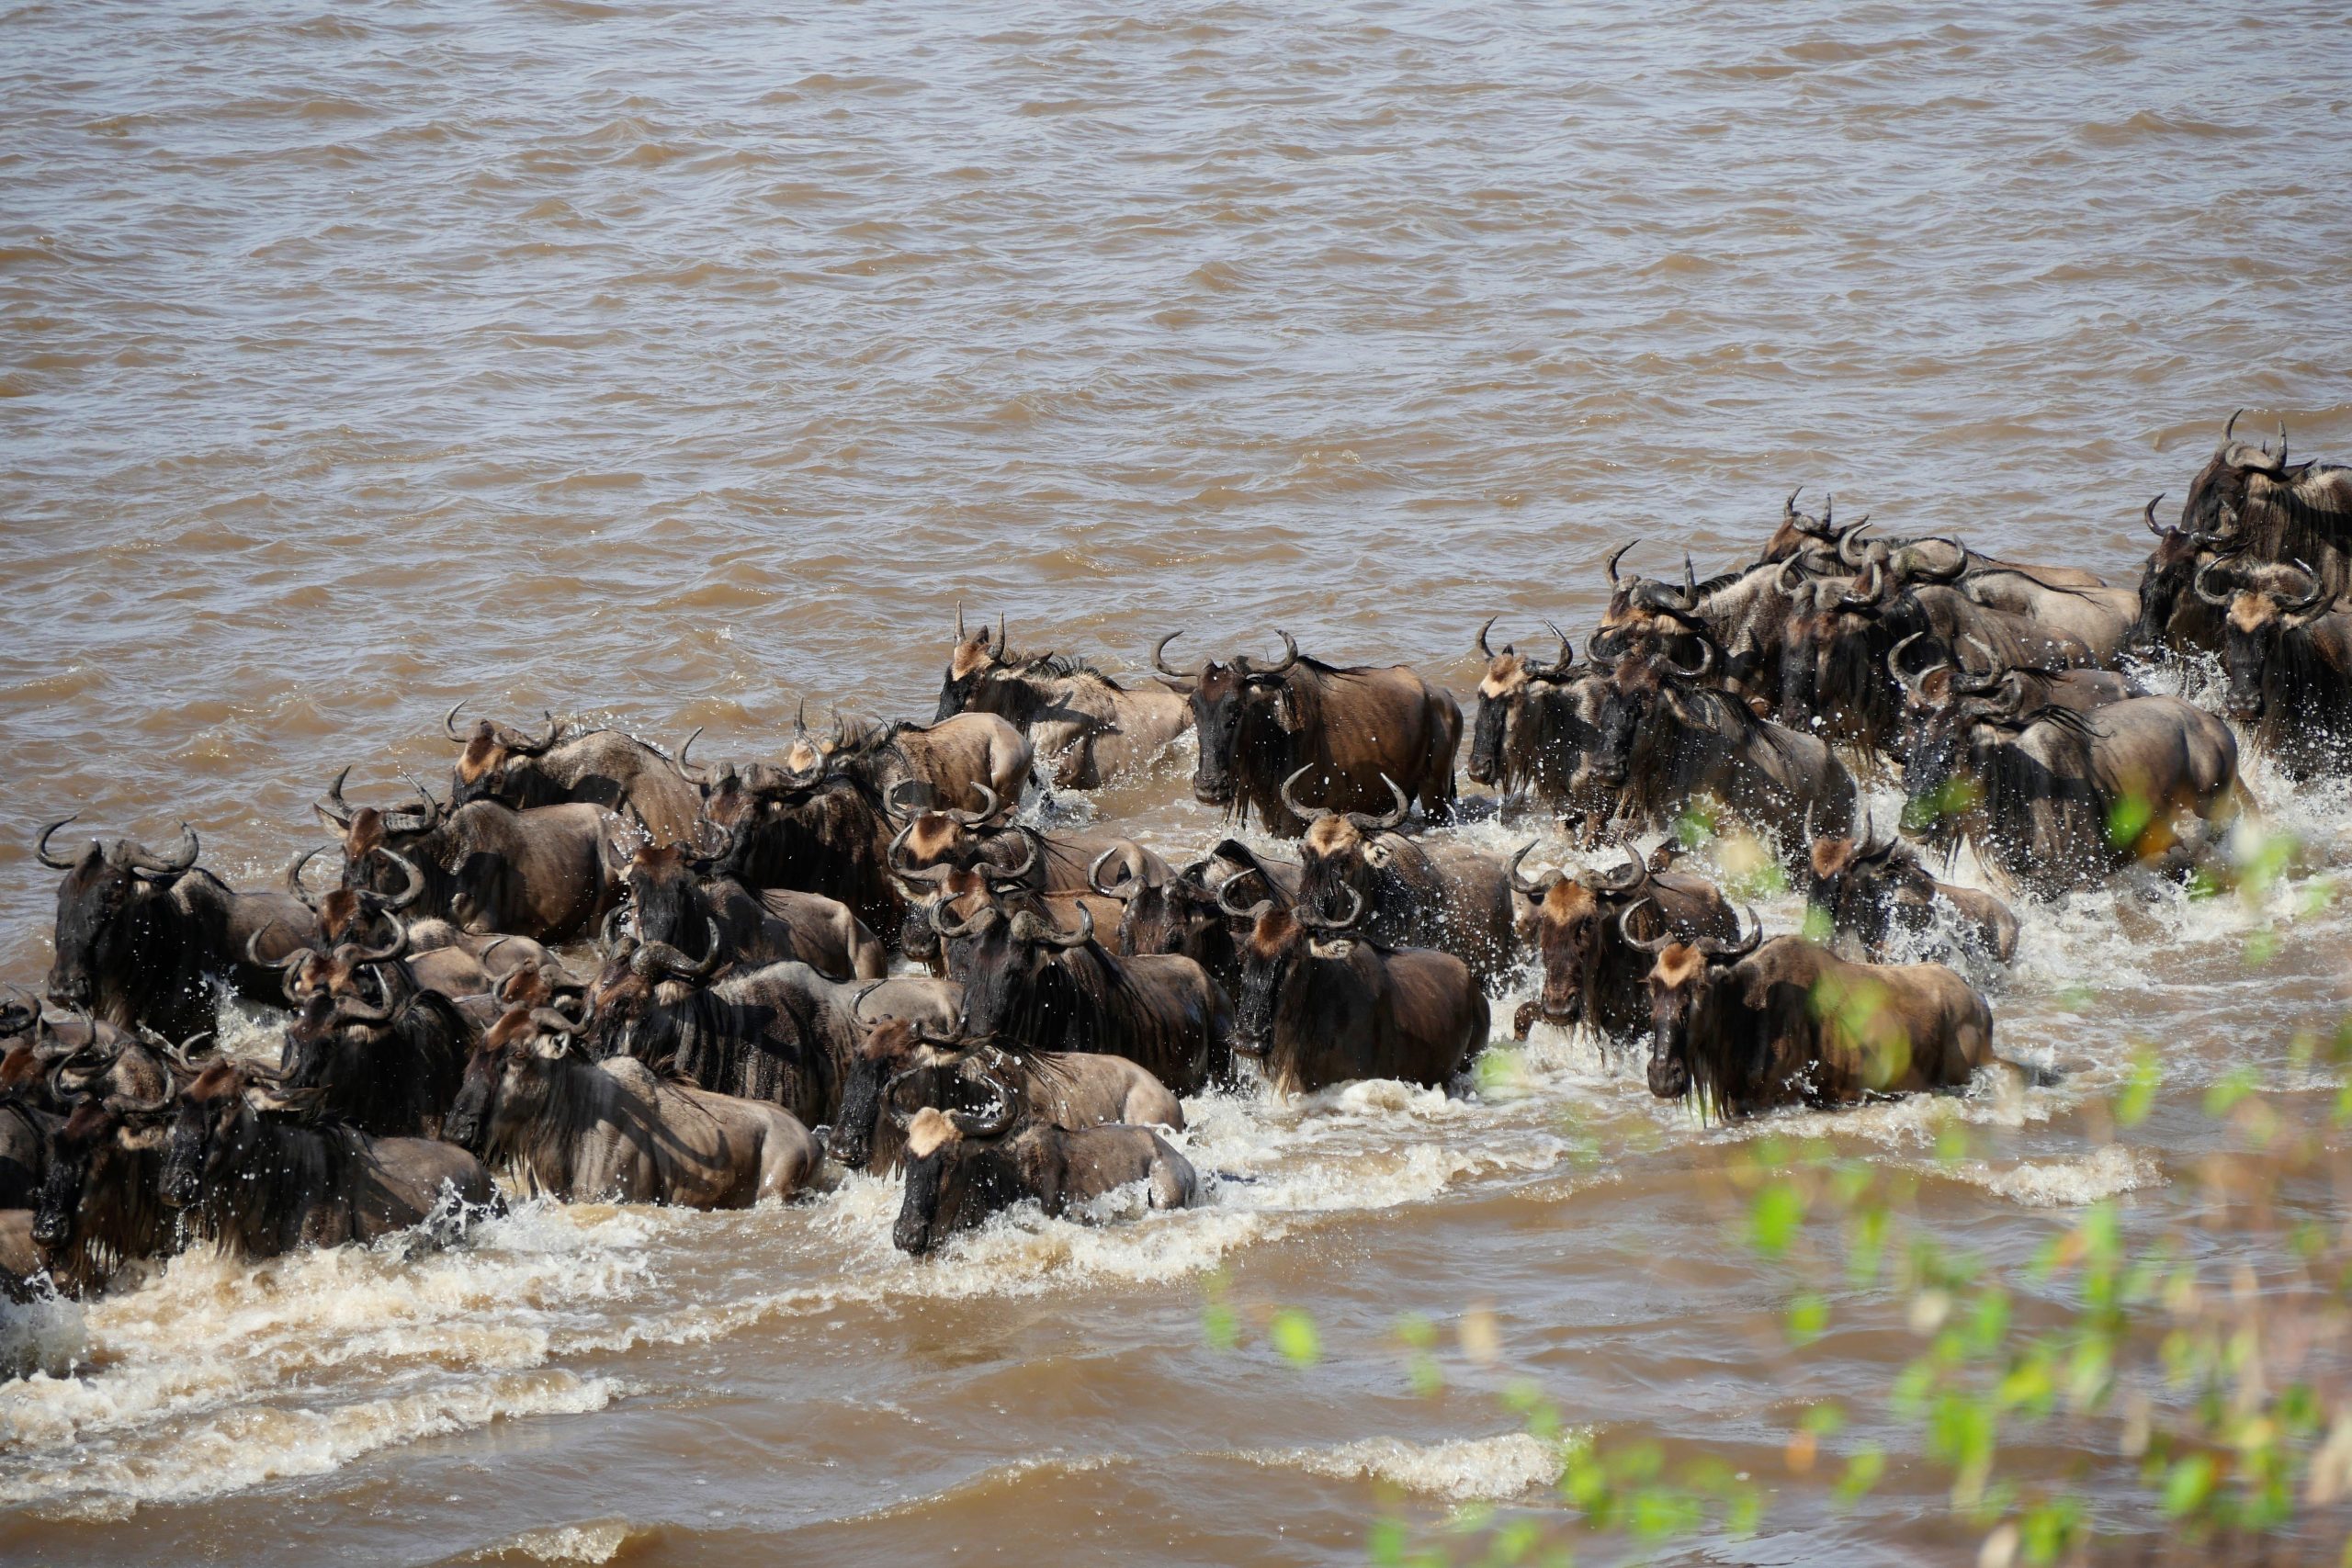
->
xmin=1234 ymin=1433 xmax=1568 ymax=1501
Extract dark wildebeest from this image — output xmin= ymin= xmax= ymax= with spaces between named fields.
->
xmin=445 ymin=705 xmax=705 ymax=847
xmin=161 ymin=1059 xmax=496 ymax=1261
xmin=1507 ymin=839 xmax=1737 ymax=1045
xmin=901 ymin=863 xmax=1122 ymax=983
xmin=954 ymin=905 xmax=1233 ymax=1096
xmin=1584 ymin=642 xmax=1860 ymax=867
xmin=316 ymin=773 xmax=621 ymax=944
xmin=891 ymin=1101 xmax=1198 ymax=1258
xmin=1629 ymin=917 xmax=2003 ymax=1118
xmin=446 ymin=1006 xmax=815 ymax=1207
xmin=885 ymin=791 xmax=1169 ymax=898
xmin=933 ymin=608 xmax=1192 ymax=788
xmin=2134 ymin=494 xmax=2238 ymax=655
xmin=1093 ymin=852 xmax=1240 ymax=998
xmin=260 ymin=919 xmax=479 ymax=1139
xmin=1229 ymin=887 xmax=1489 ymax=1096
xmin=770 ymin=704 xmax=1035 ymax=813
xmin=2199 ymin=555 xmax=2352 ymax=778
xmin=1899 ymin=685 xmax=2245 ymax=896
xmin=829 ymin=1020 xmax=1182 ymax=1174
xmin=2178 ymin=412 xmax=2352 ymax=595
xmin=619 ymin=840 xmax=886 ymax=982
xmin=1805 ymin=823 xmax=2019 ymax=967
xmin=1466 ymin=622 xmax=1617 ymax=818
xmin=1281 ymin=770 xmax=1517 ymax=984
xmin=38 ymin=818 xmax=320 ymax=1042
xmin=1154 ymin=630 xmax=1461 ymax=838
xmin=31 ymin=1095 xmax=180 ymax=1297
xmin=692 ymin=753 xmax=907 ymax=942
xmin=586 ymin=936 xmax=959 ymax=1130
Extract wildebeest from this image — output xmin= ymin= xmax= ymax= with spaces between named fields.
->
xmin=1281 ymin=770 xmax=1517 ymax=983
xmin=445 ymin=705 xmax=705 ymax=846
xmin=586 ymin=939 xmax=958 ymax=1129
xmin=2198 ymin=555 xmax=2352 ymax=777
xmin=316 ymin=773 xmax=621 ymax=943
xmin=1507 ymin=839 xmax=1737 ymax=1045
xmin=31 ymin=1094 xmax=179 ymax=1297
xmin=693 ymin=753 xmax=907 ymax=940
xmin=1583 ymin=643 xmax=1860 ymax=863
xmin=1899 ymin=686 xmax=2245 ymax=895
xmin=1466 ymin=622 xmax=1615 ymax=817
xmin=1805 ymin=824 xmax=2019 ymax=967
xmin=38 ymin=818 xmax=320 ymax=1041
xmin=161 ymin=1058 xmax=496 ymax=1260
xmin=1154 ymin=630 xmax=1461 ymax=837
xmin=2134 ymin=494 xmax=2236 ymax=655
xmin=1093 ymin=852 xmax=1240 ymax=996
xmin=933 ymin=608 xmax=1191 ymax=788
xmin=1230 ymin=887 xmax=1490 ymax=1096
xmin=619 ymin=840 xmax=886 ymax=982
xmin=904 ymin=863 xmax=1122 ymax=983
xmin=954 ymin=905 xmax=1234 ymax=1095
xmin=274 ymin=931 xmax=479 ymax=1139
xmin=446 ymin=1007 xmax=815 ymax=1207
xmin=829 ymin=1019 xmax=1182 ymax=1174
xmin=1629 ymin=917 xmax=2002 ymax=1118
xmin=2178 ymin=412 xmax=2352 ymax=593
xmin=891 ymin=1102 xmax=1197 ymax=1258
xmin=886 ymin=793 xmax=1169 ymax=899
xmin=774 ymin=704 xmax=1035 ymax=814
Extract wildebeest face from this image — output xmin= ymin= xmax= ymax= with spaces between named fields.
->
xmin=48 ymin=849 xmax=142 ymax=1010
xmin=1116 ymin=876 xmax=1229 ymax=968
xmin=2181 ymin=418 xmax=2287 ymax=537
xmin=1296 ymin=816 xmax=1385 ymax=923
xmin=893 ymin=1107 xmax=984 ymax=1257
xmin=1898 ymin=705 xmax=1978 ymax=835
xmin=1643 ymin=945 xmax=1710 ymax=1100
xmin=2220 ymin=599 xmax=2277 ymax=722
xmin=1529 ymin=881 xmax=1602 ymax=1025
xmin=1468 ymin=651 xmax=1529 ymax=785
xmin=626 ymin=845 xmax=700 ymax=949
xmin=1232 ymin=908 xmax=1308 ymax=1055
xmin=163 ymin=1064 xmax=258 ymax=1209
xmin=31 ymin=1100 xmax=113 ymax=1248
xmin=832 ymin=1021 xmax=919 ymax=1170
xmin=956 ymin=908 xmax=1089 ymax=1044
xmin=2136 ymin=520 xmax=2209 ymax=649
xmin=1583 ymin=675 xmax=1655 ymax=791
xmin=1188 ymin=665 xmax=1291 ymax=807
xmin=446 ymin=1010 xmax=549 ymax=1152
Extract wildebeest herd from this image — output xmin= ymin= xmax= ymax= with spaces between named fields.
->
xmin=4 ymin=413 xmax=2346 ymax=1308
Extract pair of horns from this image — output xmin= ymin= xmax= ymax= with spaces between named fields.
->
xmin=1278 ymin=767 xmax=1408 ymax=830
xmin=955 ymin=602 xmax=1009 ymax=660
xmin=35 ymin=817 xmax=198 ymax=877
xmin=1619 ymin=898 xmax=1762 ymax=960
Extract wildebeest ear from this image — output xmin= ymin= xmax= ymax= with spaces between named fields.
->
xmin=1261 ymin=687 xmax=1301 ymax=732
xmin=1306 ymin=936 xmax=1356 ymax=960
xmin=1363 ymin=840 xmax=1392 ymax=868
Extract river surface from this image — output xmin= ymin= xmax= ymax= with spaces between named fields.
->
xmin=4 ymin=2 xmax=2351 ymax=1562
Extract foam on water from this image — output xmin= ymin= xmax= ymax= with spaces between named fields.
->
xmin=1234 ymin=1432 xmax=1569 ymax=1501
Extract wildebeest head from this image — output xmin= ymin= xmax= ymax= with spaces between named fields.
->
xmin=1806 ymin=824 xmax=1923 ymax=956
xmin=162 ymin=1059 xmax=310 ymax=1210
xmin=583 ymin=917 xmax=724 ymax=1053
xmin=1777 ymin=560 xmax=1900 ymax=735
xmin=1153 ymin=630 xmax=1303 ymax=809
xmin=1623 ymin=901 xmax=1761 ymax=1100
xmin=1100 ymin=852 xmax=1231 ymax=974
xmin=314 ymin=768 xmax=447 ymax=906
xmin=2134 ymin=493 xmax=2239 ymax=649
xmin=2180 ymin=410 xmax=2294 ymax=538
xmin=1758 ymin=489 xmax=1876 ymax=567
xmin=1467 ymin=619 xmax=1577 ymax=786
xmin=956 ymin=904 xmax=1097 ymax=1046
xmin=37 ymin=818 xmax=200 ymax=1014
xmin=884 ymin=785 xmax=1011 ymax=878
xmin=32 ymin=1092 xmax=168 ymax=1252
xmin=445 ymin=705 xmax=562 ymax=807
xmin=831 ymin=1016 xmax=976 ymax=1171
xmin=933 ymin=604 xmax=1012 ymax=722
xmin=445 ymin=1004 xmax=584 ymax=1154
xmin=1509 ymin=840 xmax=1648 ymax=1029
xmin=1284 ymin=768 xmax=1408 ymax=922
xmin=1581 ymin=637 xmax=1716 ymax=792
xmin=893 ymin=1096 xmax=1021 ymax=1258
xmin=2196 ymin=554 xmax=2334 ymax=723
xmin=1228 ymin=885 xmax=1363 ymax=1057
xmin=621 ymin=840 xmax=728 ymax=962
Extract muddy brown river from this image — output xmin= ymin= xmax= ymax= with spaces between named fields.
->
xmin=4 ymin=2 xmax=2349 ymax=1562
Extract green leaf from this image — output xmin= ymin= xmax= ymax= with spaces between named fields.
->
xmin=1788 ymin=1292 xmax=1830 ymax=1345
xmin=1202 ymin=1301 xmax=1238 ymax=1351
xmin=2203 ymin=1065 xmax=2260 ymax=1118
xmin=1803 ymin=1401 xmax=1848 ymax=1436
xmin=2116 ymin=1048 xmax=2161 ymax=1127
xmin=1835 ymin=1446 xmax=1886 ymax=1506
xmin=2161 ymin=1452 xmax=2217 ymax=1517
xmin=1270 ymin=1307 xmax=1321 ymax=1369
xmin=1751 ymin=1181 xmax=1804 ymax=1258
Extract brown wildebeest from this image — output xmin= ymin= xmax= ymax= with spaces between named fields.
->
xmin=1154 ymin=630 xmax=1461 ymax=837
xmin=1804 ymin=824 xmax=2018 ymax=968
xmin=891 ymin=1102 xmax=1197 ymax=1258
xmin=770 ymin=703 xmax=1034 ymax=813
xmin=617 ymin=839 xmax=886 ymax=982
xmin=1466 ymin=621 xmax=1618 ymax=818
xmin=829 ymin=1020 xmax=1182 ymax=1174
xmin=694 ymin=752 xmax=908 ymax=942
xmin=445 ymin=1007 xmax=814 ymax=1208
xmin=1230 ymin=887 xmax=1489 ymax=1097
xmin=37 ymin=818 xmax=319 ymax=1042
xmin=2198 ymin=555 xmax=2352 ymax=778
xmin=2178 ymin=412 xmax=2352 ymax=594
xmin=897 ymin=863 xmax=1121 ymax=983
xmin=2134 ymin=494 xmax=2238 ymax=655
xmin=445 ymin=705 xmax=705 ymax=847
xmin=161 ymin=1058 xmax=497 ymax=1261
xmin=1507 ymin=838 xmax=1736 ymax=1046
xmin=315 ymin=772 xmax=621 ymax=944
xmin=933 ymin=607 xmax=1191 ymax=788
xmin=1630 ymin=917 xmax=2003 ymax=1119
xmin=1280 ymin=770 xmax=1517 ymax=984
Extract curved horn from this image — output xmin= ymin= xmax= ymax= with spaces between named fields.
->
xmin=2222 ymin=408 xmax=2243 ymax=449
xmin=1605 ymin=540 xmax=1636 ymax=588
xmin=1592 ymin=832 xmax=1649 ymax=893
xmin=336 ymin=915 xmax=408 ymax=967
xmin=1087 ymin=847 xmax=1137 ymax=901
xmin=330 ymin=989 xmax=397 ymax=1024
xmin=1279 ymin=765 xmax=1326 ymax=825
xmin=2276 ymin=420 xmax=2288 ymax=467
xmin=1543 ymin=620 xmax=1576 ymax=678
xmin=1839 ymin=561 xmax=1885 ymax=609
xmin=34 ymin=814 xmax=83 ymax=871
xmin=1698 ymin=905 xmax=1764 ymax=960
xmin=947 ymin=784 xmax=1001 ymax=827
xmin=392 ymin=770 xmax=445 ymax=832
xmin=1660 ymin=637 xmax=1716 ymax=682
xmin=1246 ymin=630 xmax=1299 ymax=676
xmin=1217 ymin=879 xmax=1274 ymax=920
xmin=1293 ymin=884 xmax=1363 ymax=933
xmin=2194 ymin=555 xmax=2237 ymax=609
xmin=377 ymin=849 xmax=425 ymax=910
xmin=1679 ymin=551 xmax=1699 ymax=608
xmin=1037 ymin=904 xmax=1095 ymax=949
xmin=2143 ymin=493 xmax=2169 ymax=539
xmin=127 ymin=823 xmax=199 ymax=879
xmin=631 ymin=919 xmax=726 ymax=982
xmin=2280 ymin=558 xmax=2330 ymax=623
xmin=1618 ymin=897 xmax=1677 ymax=954
xmin=444 ymin=701 xmax=469 ymax=741
xmin=514 ymin=711 xmax=562 ymax=757
xmin=987 ymin=829 xmax=1038 ymax=885
xmin=1506 ymin=842 xmax=1562 ymax=897
xmin=1776 ymin=556 xmax=1806 ymax=595
xmin=949 ymin=1085 xmax=1017 ymax=1139
xmin=990 ymin=613 xmax=1008 ymax=661
xmin=1151 ymin=631 xmax=1189 ymax=678
xmin=1783 ymin=487 xmax=1802 ymax=524
xmin=1475 ymin=615 xmax=1498 ymax=660
xmin=1346 ymin=773 xmax=1409 ymax=831
xmin=283 ymin=844 xmax=331 ymax=911
xmin=929 ymin=897 xmax=996 ymax=941
xmin=1887 ymin=630 xmax=1940 ymax=703
xmin=244 ymin=918 xmax=304 ymax=973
